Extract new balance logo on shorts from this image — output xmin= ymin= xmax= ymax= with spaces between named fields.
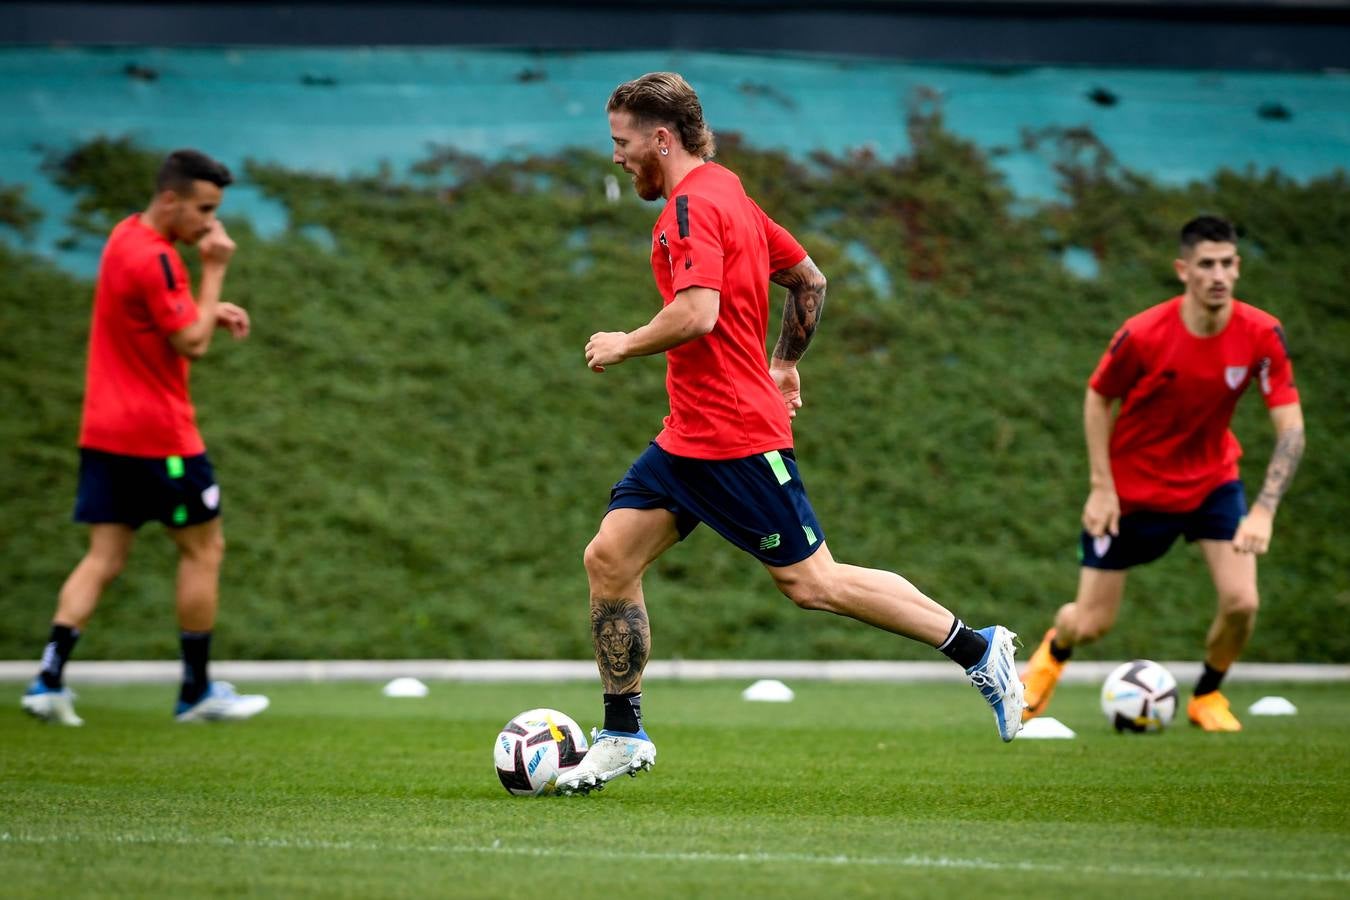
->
xmin=759 ymin=533 xmax=781 ymax=550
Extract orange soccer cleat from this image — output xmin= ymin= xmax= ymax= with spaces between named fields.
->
xmin=1020 ymin=628 xmax=1066 ymax=722
xmin=1187 ymin=691 xmax=1242 ymax=732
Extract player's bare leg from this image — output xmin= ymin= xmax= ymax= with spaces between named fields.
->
xmin=1054 ymin=568 xmax=1129 ymax=647
xmin=1197 ymin=540 xmax=1260 ymax=671
xmin=168 ymin=519 xmax=267 ymax=722
xmin=765 ymin=542 xmax=952 ymax=643
xmin=766 ymin=543 xmax=1024 ymax=741
xmin=56 ymin=523 xmax=135 ymax=628
xmin=170 ymin=518 xmax=225 ymax=632
xmin=23 ymin=524 xmax=134 ymax=725
xmin=558 ymin=507 xmax=678 ymax=794
xmin=1187 ymin=540 xmax=1258 ymax=731
xmin=1021 ymin=568 xmax=1128 ymax=721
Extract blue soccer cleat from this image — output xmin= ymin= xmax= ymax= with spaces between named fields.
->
xmin=174 ymin=681 xmax=270 ymax=723
xmin=21 ymin=679 xmax=84 ymax=727
xmin=965 ymin=625 xmax=1025 ymax=742
xmin=555 ymin=727 xmax=656 ymax=795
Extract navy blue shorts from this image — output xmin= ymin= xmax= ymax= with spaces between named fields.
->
xmin=74 ymin=449 xmax=221 ymax=529
xmin=1080 ymin=480 xmax=1246 ymax=570
xmin=608 ymin=442 xmax=825 ymax=566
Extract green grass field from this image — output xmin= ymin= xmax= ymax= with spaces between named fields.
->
xmin=3 ymin=679 xmax=1347 ymax=898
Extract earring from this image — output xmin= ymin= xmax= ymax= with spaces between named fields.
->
xmin=660 ymin=146 xmax=669 ymax=156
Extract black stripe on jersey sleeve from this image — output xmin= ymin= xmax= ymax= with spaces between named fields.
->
xmin=676 ymin=195 xmax=690 ymax=238
xmin=1273 ymin=324 xmax=1292 ymax=358
xmin=1109 ymin=329 xmax=1130 ymax=354
xmin=158 ymin=253 xmax=177 ymax=291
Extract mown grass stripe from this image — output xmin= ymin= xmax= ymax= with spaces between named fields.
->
xmin=3 ymin=832 xmax=1346 ymax=885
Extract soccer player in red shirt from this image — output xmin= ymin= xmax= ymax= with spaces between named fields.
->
xmin=556 ymin=73 xmax=1024 ymax=794
xmin=21 ymin=150 xmax=268 ymax=726
xmin=1020 ymin=216 xmax=1305 ymax=732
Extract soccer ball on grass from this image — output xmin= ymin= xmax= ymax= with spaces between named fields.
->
xmin=1100 ymin=660 xmax=1178 ymax=733
xmin=494 ymin=708 xmax=589 ymax=796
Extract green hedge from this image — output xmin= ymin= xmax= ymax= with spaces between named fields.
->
xmin=3 ymin=108 xmax=1347 ymax=662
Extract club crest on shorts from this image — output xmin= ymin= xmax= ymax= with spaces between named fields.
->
xmin=202 ymin=484 xmax=221 ymax=510
xmin=1224 ymin=365 xmax=1247 ymax=390
xmin=1092 ymin=535 xmax=1112 ymax=559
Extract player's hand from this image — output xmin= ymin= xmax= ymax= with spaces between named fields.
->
xmin=1082 ymin=486 xmax=1120 ymax=537
xmin=585 ymin=331 xmax=629 ymax=373
xmin=770 ymin=361 xmax=802 ymax=419
xmin=216 ymin=302 xmax=250 ymax=339
xmin=1232 ymin=505 xmax=1273 ymax=555
xmin=198 ymin=221 xmax=236 ymax=267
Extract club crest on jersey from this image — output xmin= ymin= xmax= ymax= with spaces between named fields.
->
xmin=1224 ymin=366 xmax=1247 ymax=390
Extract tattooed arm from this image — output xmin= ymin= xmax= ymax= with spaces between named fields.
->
xmin=770 ymin=256 xmax=827 ymax=363
xmin=1233 ymin=402 xmax=1305 ymax=555
xmin=768 ymin=256 xmax=827 ymax=417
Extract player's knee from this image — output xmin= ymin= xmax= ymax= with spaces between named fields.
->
xmin=1073 ymin=616 xmax=1114 ymax=644
xmin=583 ymin=537 xmax=636 ymax=591
xmin=183 ymin=530 xmax=226 ymax=568
xmin=86 ymin=547 xmax=129 ymax=583
xmin=89 ymin=557 xmax=126 ymax=585
xmin=773 ymin=571 xmax=833 ymax=612
xmin=1219 ymin=588 xmax=1259 ymax=622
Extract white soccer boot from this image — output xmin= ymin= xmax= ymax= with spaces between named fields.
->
xmin=555 ymin=728 xmax=656 ymax=795
xmin=174 ymin=681 xmax=270 ymax=722
xmin=965 ymin=625 xmax=1025 ymax=742
xmin=21 ymin=681 xmax=84 ymax=726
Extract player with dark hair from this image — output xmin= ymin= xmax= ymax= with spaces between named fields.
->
xmin=21 ymin=148 xmax=268 ymax=725
xmin=155 ymin=148 xmax=235 ymax=194
xmin=1020 ymin=215 xmax=1305 ymax=732
xmin=557 ymin=72 xmax=1024 ymax=794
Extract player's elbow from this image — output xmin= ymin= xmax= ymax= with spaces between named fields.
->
xmin=176 ymin=341 xmax=208 ymax=361
xmin=679 ymin=300 xmax=718 ymax=337
xmin=689 ymin=310 xmax=718 ymax=337
xmin=169 ymin=330 xmax=209 ymax=360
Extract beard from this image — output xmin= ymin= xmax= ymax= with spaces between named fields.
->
xmin=627 ymin=155 xmax=663 ymax=201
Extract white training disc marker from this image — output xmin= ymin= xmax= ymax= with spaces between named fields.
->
xmin=1018 ymin=716 xmax=1077 ymax=739
xmin=741 ymin=679 xmax=795 ymax=702
xmin=382 ymin=676 xmax=429 ymax=698
xmin=1248 ymin=696 xmax=1297 ymax=716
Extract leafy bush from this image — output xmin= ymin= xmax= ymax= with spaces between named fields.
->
xmin=2 ymin=109 xmax=1346 ymax=662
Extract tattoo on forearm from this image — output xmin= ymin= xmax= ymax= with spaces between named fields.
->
xmin=771 ymin=258 xmax=827 ymax=362
xmin=1256 ymin=427 xmax=1305 ymax=512
xmin=590 ymin=599 xmax=650 ymax=694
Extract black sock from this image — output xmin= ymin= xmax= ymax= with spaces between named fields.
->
xmin=937 ymin=618 xmax=989 ymax=670
xmin=38 ymin=624 xmax=81 ymax=690
xmin=1193 ymin=662 xmax=1226 ymax=697
xmin=1049 ymin=637 xmax=1074 ymax=663
xmin=179 ymin=631 xmax=212 ymax=705
xmin=602 ymin=692 xmax=642 ymax=734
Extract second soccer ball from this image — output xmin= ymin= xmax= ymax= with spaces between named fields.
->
xmin=1101 ymin=660 xmax=1179 ymax=733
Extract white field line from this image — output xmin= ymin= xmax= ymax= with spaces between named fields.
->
xmin=1 ymin=659 xmax=1347 ymax=684
xmin=1 ymin=831 xmax=1346 ymax=884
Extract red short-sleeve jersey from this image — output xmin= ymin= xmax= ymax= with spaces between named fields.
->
xmin=1089 ymin=296 xmax=1298 ymax=514
xmin=648 ymin=163 xmax=808 ymax=459
xmin=78 ymin=215 xmax=205 ymax=457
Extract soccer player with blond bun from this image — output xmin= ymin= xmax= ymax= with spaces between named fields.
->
xmin=558 ymin=72 xmax=1024 ymax=795
xmin=21 ymin=149 xmax=268 ymax=726
xmin=1020 ymin=216 xmax=1305 ymax=732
